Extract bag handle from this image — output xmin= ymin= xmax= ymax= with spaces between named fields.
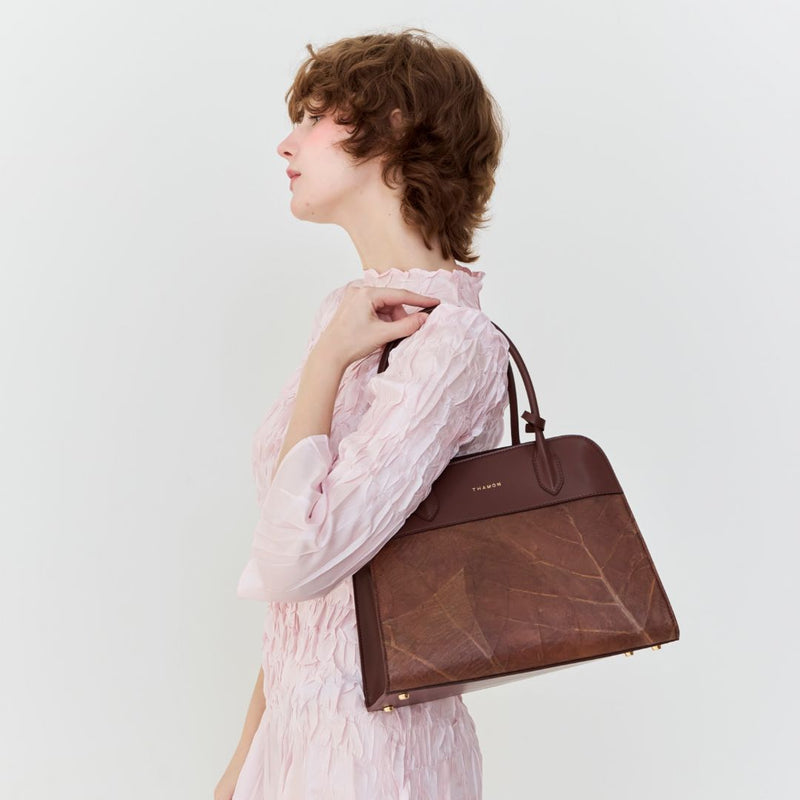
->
xmin=376 ymin=305 xmax=562 ymax=494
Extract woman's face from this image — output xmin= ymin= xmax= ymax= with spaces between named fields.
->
xmin=276 ymin=106 xmax=381 ymax=224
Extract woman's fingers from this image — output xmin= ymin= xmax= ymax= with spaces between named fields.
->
xmin=373 ymin=288 xmax=441 ymax=320
xmin=318 ymin=285 xmax=443 ymax=365
xmin=370 ymin=290 xmax=440 ymax=341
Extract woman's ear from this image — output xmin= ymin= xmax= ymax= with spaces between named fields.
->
xmin=389 ymin=107 xmax=404 ymax=134
xmin=381 ymin=108 xmax=406 ymax=187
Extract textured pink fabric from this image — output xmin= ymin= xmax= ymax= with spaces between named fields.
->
xmin=233 ymin=265 xmax=510 ymax=800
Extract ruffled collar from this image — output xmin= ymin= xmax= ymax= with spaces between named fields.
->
xmin=356 ymin=264 xmax=485 ymax=309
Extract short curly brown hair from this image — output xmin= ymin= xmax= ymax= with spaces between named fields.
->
xmin=284 ymin=27 xmax=506 ymax=264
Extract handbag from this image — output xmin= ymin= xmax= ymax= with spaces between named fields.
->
xmin=352 ymin=307 xmax=680 ymax=712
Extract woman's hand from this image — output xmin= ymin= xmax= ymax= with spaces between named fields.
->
xmin=315 ymin=285 xmax=441 ymax=367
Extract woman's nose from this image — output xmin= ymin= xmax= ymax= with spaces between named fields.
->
xmin=276 ymin=130 xmax=296 ymax=160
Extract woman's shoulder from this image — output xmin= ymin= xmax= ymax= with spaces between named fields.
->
xmin=381 ymin=302 xmax=509 ymax=381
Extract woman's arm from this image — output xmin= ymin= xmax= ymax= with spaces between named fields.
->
xmin=230 ymin=666 xmax=266 ymax=767
xmin=274 ymin=284 xmax=432 ymax=473
xmin=215 ymin=666 xmax=266 ymax=800
xmin=236 ymin=301 xmax=510 ymax=603
xmin=236 ymin=665 xmax=266 ymax=758
xmin=274 ymin=344 xmax=347 ymax=474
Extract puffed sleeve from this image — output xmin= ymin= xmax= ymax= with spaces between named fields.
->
xmin=236 ymin=301 xmax=510 ymax=603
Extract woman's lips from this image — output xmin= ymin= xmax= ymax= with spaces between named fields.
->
xmin=287 ymin=169 xmax=301 ymax=189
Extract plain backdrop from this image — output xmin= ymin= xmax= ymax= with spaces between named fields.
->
xmin=1 ymin=1 xmax=798 ymax=798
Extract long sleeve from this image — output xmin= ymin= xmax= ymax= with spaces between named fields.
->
xmin=236 ymin=301 xmax=510 ymax=603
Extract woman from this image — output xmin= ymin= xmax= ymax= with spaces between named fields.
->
xmin=216 ymin=28 xmax=510 ymax=800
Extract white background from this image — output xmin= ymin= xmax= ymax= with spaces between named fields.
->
xmin=2 ymin=1 xmax=798 ymax=798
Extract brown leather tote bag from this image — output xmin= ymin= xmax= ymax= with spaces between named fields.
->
xmin=352 ymin=307 xmax=680 ymax=712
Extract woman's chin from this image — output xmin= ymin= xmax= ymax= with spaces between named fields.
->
xmin=288 ymin=197 xmax=335 ymax=225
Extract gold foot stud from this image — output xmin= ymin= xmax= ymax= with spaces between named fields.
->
xmin=624 ymin=650 xmax=634 ymax=657
xmin=382 ymin=705 xmax=395 ymax=712
xmin=651 ymin=644 xmax=661 ymax=650
xmin=398 ymin=693 xmax=410 ymax=700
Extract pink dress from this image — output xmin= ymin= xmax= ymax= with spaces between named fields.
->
xmin=232 ymin=264 xmax=510 ymax=800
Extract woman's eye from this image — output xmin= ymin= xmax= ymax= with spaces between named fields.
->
xmin=292 ymin=112 xmax=323 ymax=128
